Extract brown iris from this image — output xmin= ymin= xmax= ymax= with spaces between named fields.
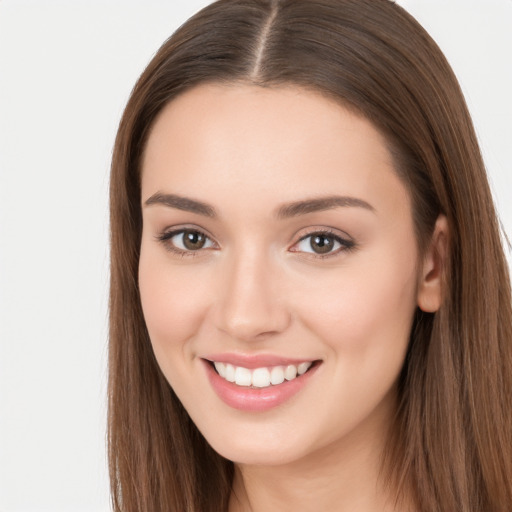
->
xmin=310 ymin=234 xmax=335 ymax=254
xmin=182 ymin=230 xmax=207 ymax=250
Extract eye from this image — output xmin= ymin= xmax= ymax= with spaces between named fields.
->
xmin=158 ymin=228 xmax=215 ymax=253
xmin=291 ymin=231 xmax=354 ymax=256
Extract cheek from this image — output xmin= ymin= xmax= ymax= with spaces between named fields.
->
xmin=138 ymin=248 xmax=212 ymax=358
xmin=296 ymin=248 xmax=419 ymax=357
xmin=290 ymin=249 xmax=419 ymax=440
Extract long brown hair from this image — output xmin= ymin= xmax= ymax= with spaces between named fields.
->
xmin=108 ymin=1 xmax=512 ymax=510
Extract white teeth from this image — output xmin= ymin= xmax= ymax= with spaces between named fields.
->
xmin=234 ymin=366 xmax=252 ymax=386
xmin=270 ymin=366 xmax=285 ymax=385
xmin=214 ymin=361 xmax=226 ymax=378
xmin=284 ymin=365 xmax=297 ymax=381
xmin=225 ymin=363 xmax=236 ymax=382
xmin=213 ymin=361 xmax=314 ymax=388
xmin=297 ymin=362 xmax=312 ymax=375
xmin=252 ymin=368 xmax=271 ymax=388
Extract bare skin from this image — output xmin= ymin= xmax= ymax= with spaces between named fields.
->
xmin=228 ymin=388 xmax=399 ymax=512
xmin=139 ymin=84 xmax=446 ymax=512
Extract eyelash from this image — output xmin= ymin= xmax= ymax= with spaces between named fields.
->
xmin=156 ymin=227 xmax=356 ymax=259
xmin=291 ymin=229 xmax=356 ymax=259
xmin=156 ymin=228 xmax=217 ymax=258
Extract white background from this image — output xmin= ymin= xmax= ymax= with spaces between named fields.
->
xmin=0 ymin=1 xmax=510 ymax=511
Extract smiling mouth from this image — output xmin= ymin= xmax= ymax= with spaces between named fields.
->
xmin=208 ymin=360 xmax=319 ymax=389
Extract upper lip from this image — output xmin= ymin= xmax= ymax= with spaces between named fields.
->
xmin=202 ymin=353 xmax=318 ymax=369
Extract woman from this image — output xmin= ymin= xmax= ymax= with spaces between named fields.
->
xmin=108 ymin=0 xmax=512 ymax=510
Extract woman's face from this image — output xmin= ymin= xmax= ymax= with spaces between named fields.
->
xmin=139 ymin=84 xmax=430 ymax=466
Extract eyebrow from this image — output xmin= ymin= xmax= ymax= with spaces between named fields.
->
xmin=144 ymin=192 xmax=217 ymax=217
xmin=275 ymin=195 xmax=375 ymax=219
xmin=143 ymin=192 xmax=375 ymax=218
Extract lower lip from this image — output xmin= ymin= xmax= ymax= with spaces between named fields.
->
xmin=203 ymin=360 xmax=320 ymax=412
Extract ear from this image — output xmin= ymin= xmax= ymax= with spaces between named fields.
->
xmin=417 ymin=215 xmax=449 ymax=313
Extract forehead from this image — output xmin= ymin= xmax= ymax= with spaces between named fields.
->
xmin=141 ymin=83 xmax=411 ymax=218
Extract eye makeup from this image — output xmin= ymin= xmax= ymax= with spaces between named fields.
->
xmin=290 ymin=228 xmax=356 ymax=259
xmin=155 ymin=226 xmax=217 ymax=258
xmin=155 ymin=224 xmax=357 ymax=260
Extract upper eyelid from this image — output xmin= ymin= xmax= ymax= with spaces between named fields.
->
xmin=156 ymin=226 xmax=218 ymax=251
xmin=289 ymin=228 xmax=356 ymax=257
xmin=156 ymin=227 xmax=218 ymax=258
xmin=293 ymin=226 xmax=353 ymax=243
xmin=157 ymin=225 xmax=216 ymax=241
xmin=293 ymin=234 xmax=353 ymax=247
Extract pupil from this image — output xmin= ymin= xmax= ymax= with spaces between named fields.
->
xmin=183 ymin=230 xmax=205 ymax=250
xmin=311 ymin=235 xmax=334 ymax=254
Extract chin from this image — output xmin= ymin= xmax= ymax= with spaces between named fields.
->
xmin=211 ymin=438 xmax=308 ymax=467
xmin=193 ymin=415 xmax=323 ymax=467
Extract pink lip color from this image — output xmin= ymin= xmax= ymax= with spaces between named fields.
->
xmin=202 ymin=358 xmax=320 ymax=412
xmin=204 ymin=352 xmax=314 ymax=369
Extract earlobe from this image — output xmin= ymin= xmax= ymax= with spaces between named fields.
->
xmin=417 ymin=215 xmax=449 ymax=313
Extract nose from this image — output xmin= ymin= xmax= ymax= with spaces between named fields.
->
xmin=213 ymin=249 xmax=291 ymax=342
